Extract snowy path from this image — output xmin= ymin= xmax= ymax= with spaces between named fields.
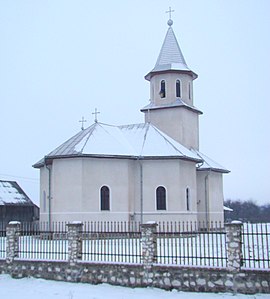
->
xmin=0 ymin=274 xmax=268 ymax=299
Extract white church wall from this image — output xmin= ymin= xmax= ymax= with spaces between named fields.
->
xmin=39 ymin=166 xmax=49 ymax=222
xmin=135 ymin=159 xmax=198 ymax=223
xmin=39 ymin=157 xmax=134 ymax=222
xmin=208 ymin=172 xmax=224 ymax=224
xmin=196 ymin=171 xmax=224 ymax=224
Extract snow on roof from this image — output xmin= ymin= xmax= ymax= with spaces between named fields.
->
xmin=0 ymin=180 xmax=33 ymax=205
xmin=141 ymin=98 xmax=202 ymax=114
xmin=224 ymin=206 xmax=233 ymax=212
xmin=33 ymin=122 xmax=202 ymax=168
xmin=191 ymin=149 xmax=230 ymax=173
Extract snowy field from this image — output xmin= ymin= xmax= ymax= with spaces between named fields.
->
xmin=0 ymin=274 xmax=269 ymax=299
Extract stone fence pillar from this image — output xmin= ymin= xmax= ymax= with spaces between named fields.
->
xmin=140 ymin=222 xmax=158 ymax=284
xmin=6 ymin=221 xmax=21 ymax=263
xmin=67 ymin=222 xmax=83 ymax=266
xmin=225 ymin=221 xmax=243 ymax=272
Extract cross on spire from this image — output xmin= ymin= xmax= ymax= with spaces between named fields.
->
xmin=92 ymin=108 xmax=100 ymax=123
xmin=166 ymin=7 xmax=175 ymax=19
xmin=79 ymin=116 xmax=87 ymax=130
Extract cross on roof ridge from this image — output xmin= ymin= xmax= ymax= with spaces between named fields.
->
xmin=92 ymin=108 xmax=100 ymax=123
xmin=79 ymin=116 xmax=87 ymax=130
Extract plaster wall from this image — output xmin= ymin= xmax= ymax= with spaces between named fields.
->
xmin=196 ymin=171 xmax=224 ymax=224
xmin=150 ymin=72 xmax=194 ymax=105
xmin=145 ymin=107 xmax=199 ymax=149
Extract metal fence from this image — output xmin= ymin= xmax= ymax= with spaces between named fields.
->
xmin=155 ymin=221 xmax=227 ymax=267
xmin=1 ymin=221 xmax=269 ymax=269
xmin=242 ymin=222 xmax=270 ymax=269
xmin=81 ymin=221 xmax=141 ymax=263
xmin=18 ymin=222 xmax=68 ymax=260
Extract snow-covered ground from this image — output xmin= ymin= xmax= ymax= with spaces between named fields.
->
xmin=0 ymin=274 xmax=268 ymax=299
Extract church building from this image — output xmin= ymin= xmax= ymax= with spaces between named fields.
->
xmin=33 ymin=17 xmax=229 ymax=225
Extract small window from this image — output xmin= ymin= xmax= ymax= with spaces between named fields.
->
xmin=186 ymin=188 xmax=190 ymax=211
xmin=176 ymin=80 xmax=181 ymax=98
xmin=100 ymin=186 xmax=110 ymax=211
xmin=160 ymin=80 xmax=166 ymax=98
xmin=188 ymin=82 xmax=192 ymax=100
xmin=156 ymin=186 xmax=166 ymax=210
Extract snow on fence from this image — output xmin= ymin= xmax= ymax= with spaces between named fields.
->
xmin=0 ymin=221 xmax=269 ymax=270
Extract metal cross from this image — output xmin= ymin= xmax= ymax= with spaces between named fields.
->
xmin=92 ymin=108 xmax=100 ymax=123
xmin=79 ymin=116 xmax=87 ymax=130
xmin=166 ymin=7 xmax=175 ymax=19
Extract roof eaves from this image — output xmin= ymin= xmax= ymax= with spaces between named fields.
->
xmin=141 ymin=101 xmax=202 ymax=114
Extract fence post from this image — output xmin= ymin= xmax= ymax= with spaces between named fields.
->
xmin=6 ymin=221 xmax=21 ymax=263
xmin=225 ymin=221 xmax=243 ymax=272
xmin=140 ymin=221 xmax=158 ymax=284
xmin=67 ymin=221 xmax=83 ymax=266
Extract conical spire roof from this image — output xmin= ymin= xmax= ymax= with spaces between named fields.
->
xmin=145 ymin=21 xmax=197 ymax=80
xmin=155 ymin=26 xmax=187 ymax=68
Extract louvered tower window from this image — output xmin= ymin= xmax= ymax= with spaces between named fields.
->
xmin=176 ymin=80 xmax=181 ymax=98
xmin=156 ymin=186 xmax=166 ymax=210
xmin=160 ymin=80 xmax=166 ymax=98
xmin=100 ymin=186 xmax=110 ymax=211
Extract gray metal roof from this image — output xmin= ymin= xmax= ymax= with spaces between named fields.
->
xmin=191 ymin=149 xmax=230 ymax=173
xmin=33 ymin=122 xmax=202 ymax=168
xmin=145 ymin=25 xmax=197 ymax=81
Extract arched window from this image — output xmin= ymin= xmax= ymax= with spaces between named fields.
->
xmin=100 ymin=186 xmax=110 ymax=211
xmin=176 ymin=80 xmax=181 ymax=98
xmin=156 ymin=186 xmax=166 ymax=210
xmin=186 ymin=187 xmax=190 ymax=211
xmin=160 ymin=80 xmax=166 ymax=98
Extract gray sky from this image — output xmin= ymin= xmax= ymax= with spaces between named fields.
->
xmin=0 ymin=0 xmax=269 ymax=206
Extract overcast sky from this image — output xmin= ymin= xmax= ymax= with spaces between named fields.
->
xmin=0 ymin=0 xmax=269 ymax=206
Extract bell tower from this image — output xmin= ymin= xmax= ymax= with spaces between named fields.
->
xmin=141 ymin=18 xmax=202 ymax=150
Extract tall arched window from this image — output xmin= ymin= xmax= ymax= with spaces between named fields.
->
xmin=100 ymin=186 xmax=110 ymax=211
xmin=186 ymin=187 xmax=190 ymax=211
xmin=160 ymin=80 xmax=166 ymax=98
xmin=176 ymin=80 xmax=181 ymax=98
xmin=156 ymin=186 xmax=166 ymax=210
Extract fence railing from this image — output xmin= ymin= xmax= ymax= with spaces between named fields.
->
xmin=242 ymin=222 xmax=270 ymax=269
xmin=18 ymin=222 xmax=68 ymax=260
xmin=1 ymin=221 xmax=270 ymax=270
xmin=155 ymin=221 xmax=227 ymax=267
xmin=81 ymin=221 xmax=141 ymax=263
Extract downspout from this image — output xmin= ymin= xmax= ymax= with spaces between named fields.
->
xmin=45 ymin=158 xmax=52 ymax=232
xmin=138 ymin=157 xmax=144 ymax=224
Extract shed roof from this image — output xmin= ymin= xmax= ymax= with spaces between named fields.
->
xmin=191 ymin=149 xmax=230 ymax=173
